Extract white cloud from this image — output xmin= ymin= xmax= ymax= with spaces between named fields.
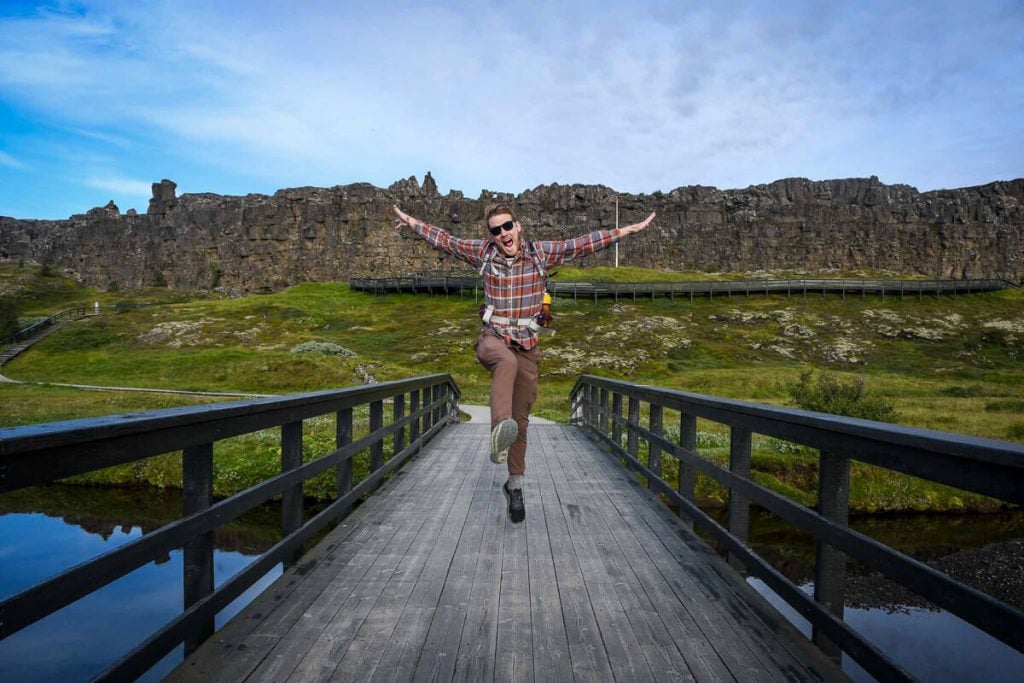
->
xmin=83 ymin=176 xmax=152 ymax=197
xmin=0 ymin=0 xmax=1021 ymax=200
xmin=0 ymin=151 xmax=28 ymax=170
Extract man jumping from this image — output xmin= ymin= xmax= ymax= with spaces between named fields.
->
xmin=393 ymin=202 xmax=655 ymax=523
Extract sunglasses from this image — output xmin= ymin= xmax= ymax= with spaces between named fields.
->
xmin=488 ymin=220 xmax=515 ymax=236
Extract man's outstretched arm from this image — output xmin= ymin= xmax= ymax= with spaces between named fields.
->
xmin=540 ymin=212 xmax=656 ymax=266
xmin=393 ymin=204 xmax=486 ymax=267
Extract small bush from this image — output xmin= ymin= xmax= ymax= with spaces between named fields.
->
xmin=1007 ymin=422 xmax=1024 ymax=441
xmin=939 ymin=385 xmax=986 ymax=397
xmin=786 ymin=371 xmax=898 ymax=423
xmin=985 ymin=399 xmax=1024 ymax=413
xmin=290 ymin=340 xmax=357 ymax=357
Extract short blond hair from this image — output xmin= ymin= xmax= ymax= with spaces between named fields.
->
xmin=483 ymin=202 xmax=517 ymax=226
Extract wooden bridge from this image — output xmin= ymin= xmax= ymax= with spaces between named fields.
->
xmin=350 ymin=275 xmax=1015 ymax=303
xmin=1 ymin=374 xmax=1022 ymax=681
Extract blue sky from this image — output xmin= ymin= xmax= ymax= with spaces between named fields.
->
xmin=0 ymin=0 xmax=1021 ymax=219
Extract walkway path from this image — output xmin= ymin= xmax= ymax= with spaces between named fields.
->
xmin=459 ymin=403 xmax=555 ymax=425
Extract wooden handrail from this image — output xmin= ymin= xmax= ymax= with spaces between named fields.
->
xmin=0 ymin=373 xmax=461 ymax=679
xmin=350 ymin=276 xmax=1012 ymax=301
xmin=1 ymin=305 xmax=93 ymax=347
xmin=569 ymin=374 xmax=1024 ymax=681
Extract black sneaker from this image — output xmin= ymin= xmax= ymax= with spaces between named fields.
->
xmin=503 ymin=481 xmax=525 ymax=524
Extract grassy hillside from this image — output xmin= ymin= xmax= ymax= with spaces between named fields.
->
xmin=2 ymin=262 xmax=1022 ymax=511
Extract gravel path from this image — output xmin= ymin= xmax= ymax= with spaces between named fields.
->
xmin=458 ymin=403 xmax=555 ymax=425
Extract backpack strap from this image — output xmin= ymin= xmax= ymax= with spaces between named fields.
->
xmin=525 ymin=240 xmax=547 ymax=281
xmin=477 ymin=242 xmax=498 ymax=276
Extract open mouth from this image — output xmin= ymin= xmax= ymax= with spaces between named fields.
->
xmin=501 ymin=235 xmax=515 ymax=250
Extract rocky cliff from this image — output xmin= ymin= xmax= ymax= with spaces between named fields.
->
xmin=1 ymin=173 xmax=1022 ymax=292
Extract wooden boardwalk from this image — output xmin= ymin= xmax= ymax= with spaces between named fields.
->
xmin=169 ymin=424 xmax=842 ymax=682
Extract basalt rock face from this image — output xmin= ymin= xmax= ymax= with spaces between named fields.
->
xmin=1 ymin=173 xmax=1022 ymax=292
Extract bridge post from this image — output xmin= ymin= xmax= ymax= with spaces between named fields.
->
xmin=599 ymin=388 xmax=609 ymax=437
xmin=611 ymin=393 xmax=623 ymax=448
xmin=336 ymin=407 xmax=353 ymax=515
xmin=648 ymin=404 xmax=663 ymax=490
xmin=422 ymin=388 xmax=433 ymax=433
xmin=678 ymin=412 xmax=697 ymax=528
xmin=585 ymin=385 xmax=593 ymax=428
xmin=394 ymin=393 xmax=406 ymax=454
xmin=409 ymin=391 xmax=421 ymax=446
xmin=182 ymin=442 xmax=214 ymax=655
xmin=370 ymin=400 xmax=384 ymax=472
xmin=814 ymin=450 xmax=850 ymax=662
xmin=281 ymin=421 xmax=304 ymax=565
xmin=627 ymin=397 xmax=640 ymax=464
xmin=727 ymin=427 xmax=752 ymax=570
xmin=432 ymin=384 xmax=442 ymax=429
xmin=647 ymin=405 xmax=663 ymax=491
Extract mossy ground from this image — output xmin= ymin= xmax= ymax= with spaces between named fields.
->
xmin=2 ymin=263 xmax=1022 ymax=512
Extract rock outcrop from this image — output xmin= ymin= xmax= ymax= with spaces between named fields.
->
xmin=1 ymin=174 xmax=1021 ymax=292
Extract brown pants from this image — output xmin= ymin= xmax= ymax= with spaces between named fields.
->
xmin=475 ymin=331 xmax=541 ymax=476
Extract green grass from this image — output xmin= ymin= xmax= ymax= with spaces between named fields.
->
xmin=2 ymin=263 xmax=1023 ymax=510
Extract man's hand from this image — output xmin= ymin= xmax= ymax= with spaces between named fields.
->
xmin=620 ymin=211 xmax=656 ymax=236
xmin=392 ymin=204 xmax=420 ymax=229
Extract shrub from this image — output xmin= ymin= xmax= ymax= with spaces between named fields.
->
xmin=985 ymin=399 xmax=1024 ymax=413
xmin=290 ymin=340 xmax=357 ymax=357
xmin=1007 ymin=422 xmax=1024 ymax=441
xmin=939 ymin=385 xmax=985 ymax=398
xmin=786 ymin=371 xmax=898 ymax=423
xmin=0 ymin=297 xmax=19 ymax=339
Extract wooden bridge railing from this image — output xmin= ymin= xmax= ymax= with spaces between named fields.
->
xmin=570 ymin=374 xmax=1024 ymax=682
xmin=0 ymin=373 xmax=460 ymax=680
xmin=351 ymin=275 xmax=1012 ymax=302
xmin=1 ymin=305 xmax=93 ymax=347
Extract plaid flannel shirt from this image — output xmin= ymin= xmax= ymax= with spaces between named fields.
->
xmin=411 ymin=221 xmax=623 ymax=349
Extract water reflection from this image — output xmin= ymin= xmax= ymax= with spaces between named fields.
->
xmin=728 ymin=510 xmax=1024 ymax=682
xmin=0 ymin=487 xmax=284 ymax=682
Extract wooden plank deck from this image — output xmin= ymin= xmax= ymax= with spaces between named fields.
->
xmin=169 ymin=424 xmax=843 ymax=682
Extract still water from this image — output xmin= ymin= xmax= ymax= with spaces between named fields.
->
xmin=0 ymin=487 xmax=285 ymax=682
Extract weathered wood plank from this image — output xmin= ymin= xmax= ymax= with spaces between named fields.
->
xmin=280 ymin=434 xmax=472 ymax=682
xmin=566 ymin=428 xmax=784 ymax=679
xmin=565 ymin=427 xmax=841 ymax=682
xmin=531 ymin=431 xmax=615 ymax=682
xmin=370 ymin=427 xmax=488 ymax=682
xmin=412 ymin=437 xmax=500 ymax=681
xmin=543 ymin=428 xmax=656 ymax=682
xmin=451 ymin=460 xmax=508 ymax=681
xmin=494 ymin=499 xmax=532 ymax=682
xmin=522 ymin=442 xmax=573 ymax=683
xmin=553 ymin=426 xmax=701 ymax=681
xmin=168 ymin=428 xmax=465 ymax=682
xmin=557 ymin=429 xmax=718 ymax=682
